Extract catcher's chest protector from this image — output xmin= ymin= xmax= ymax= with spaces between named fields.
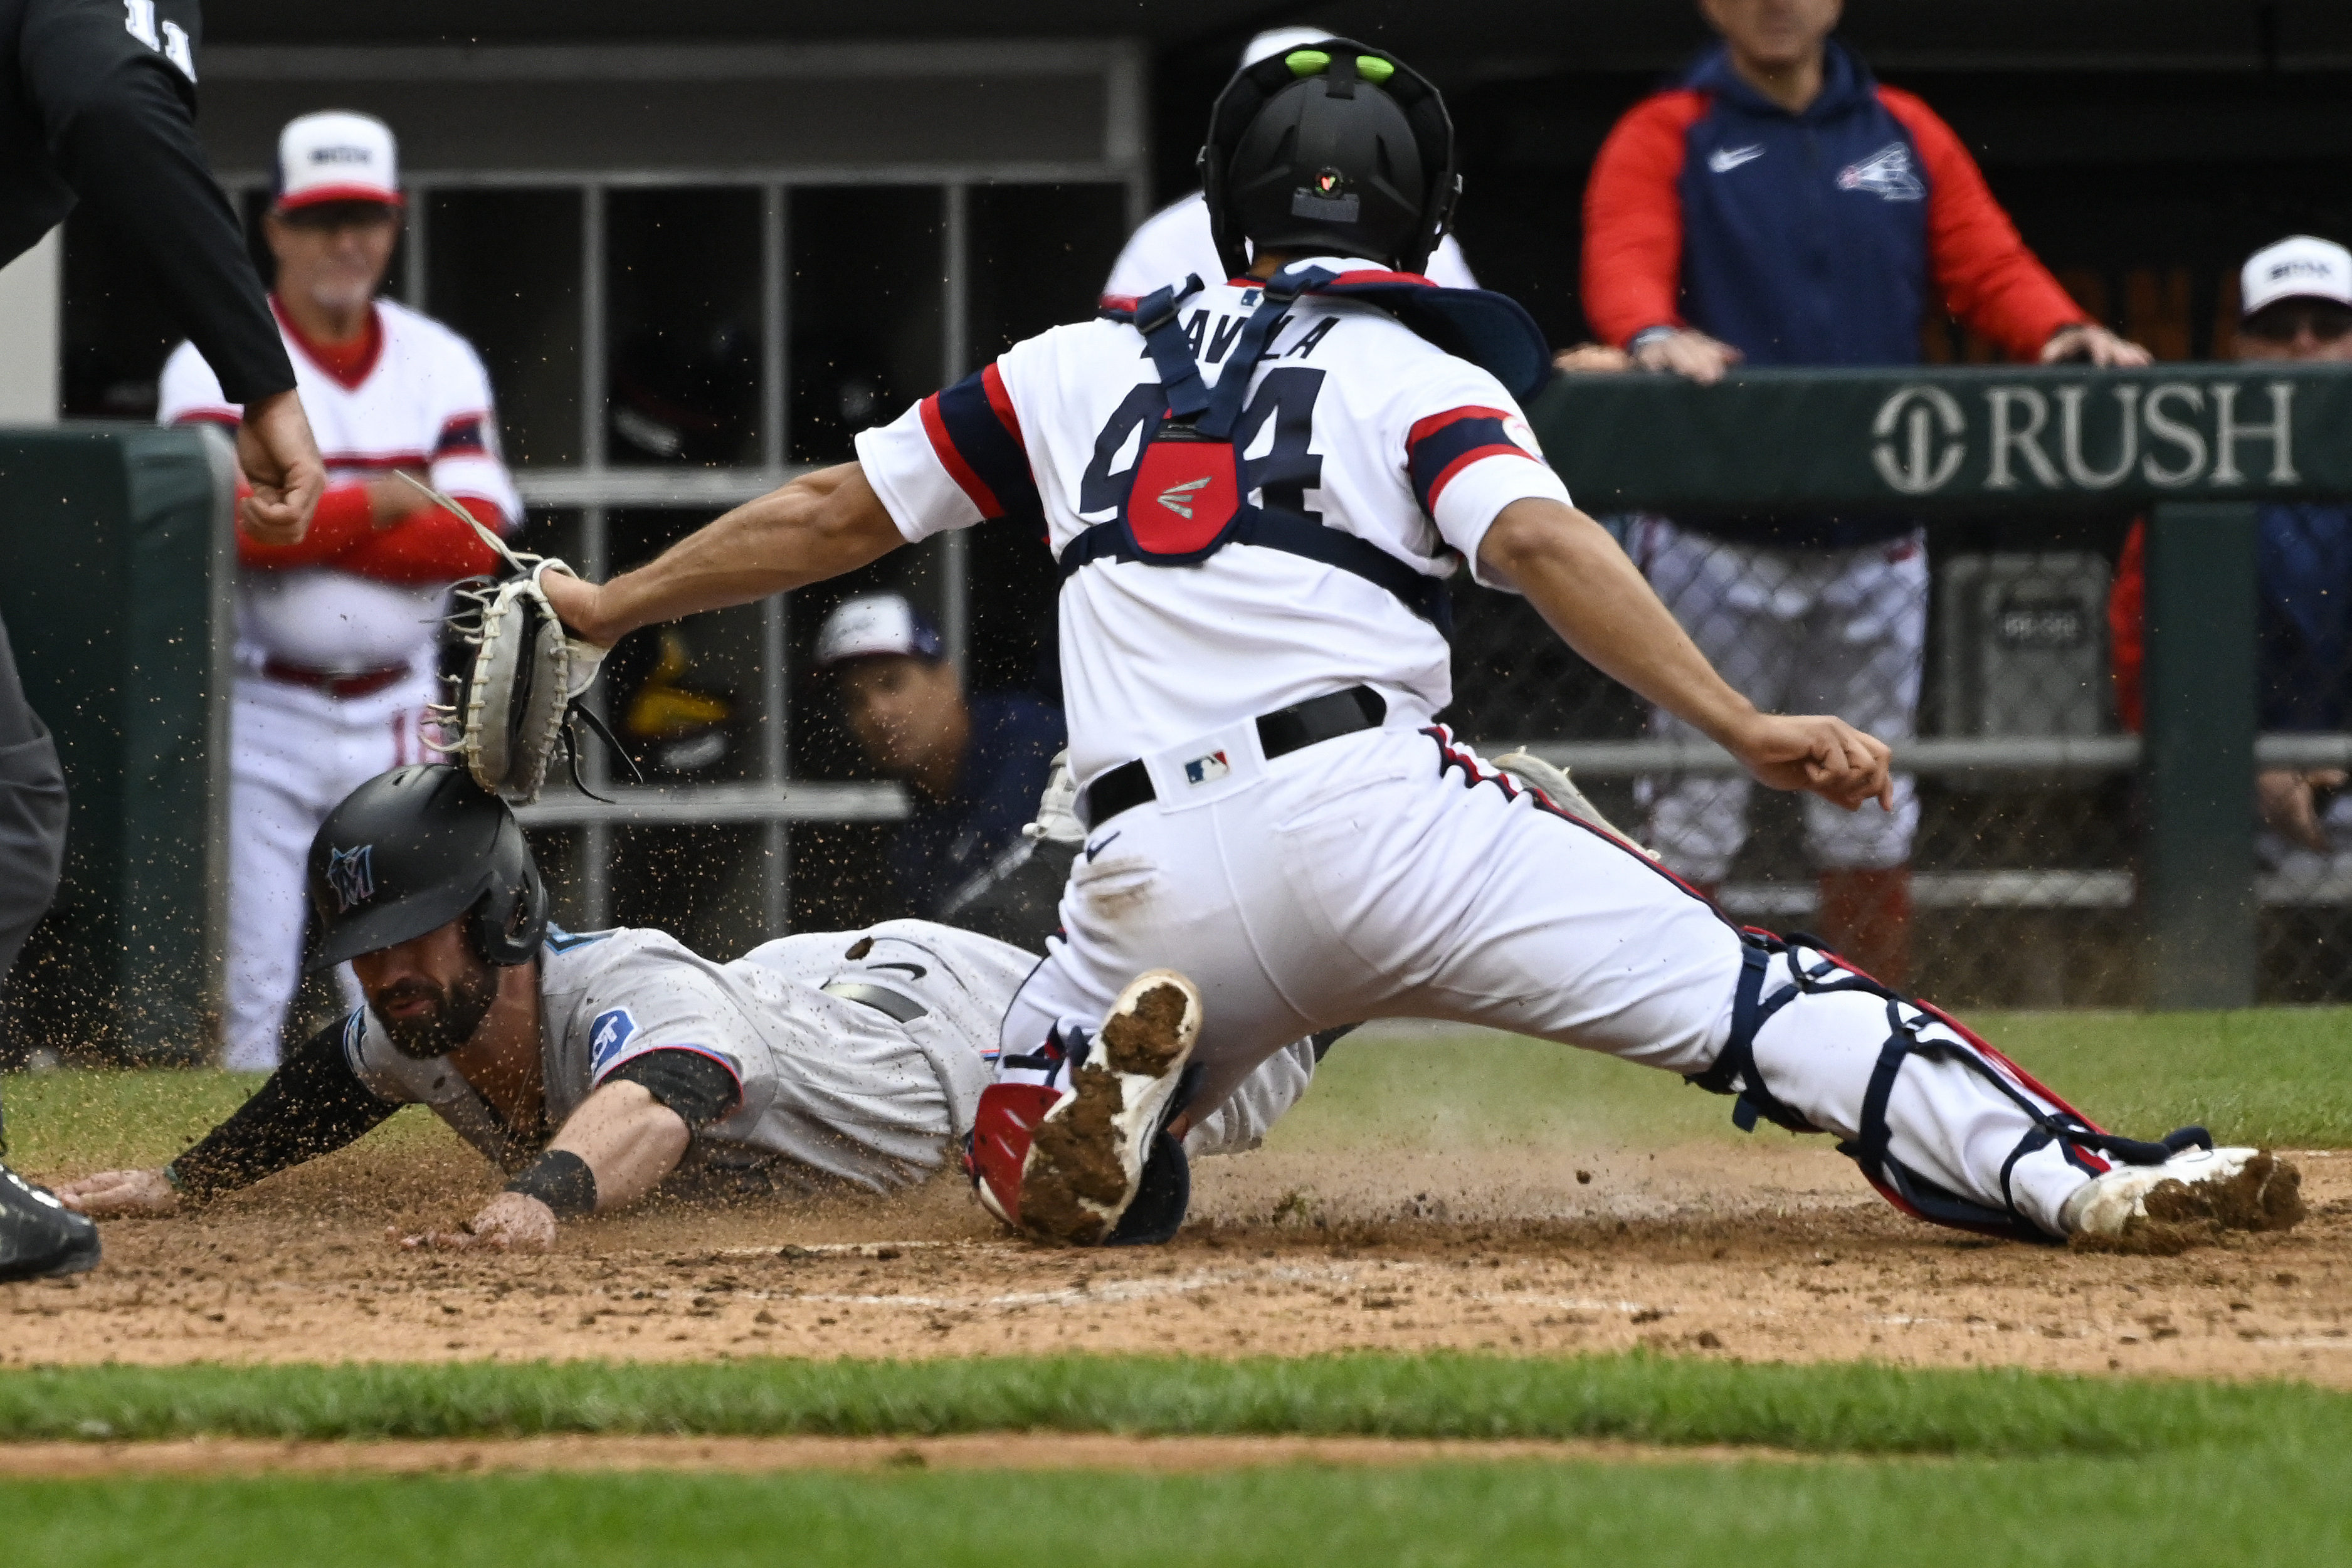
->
xmin=1072 ymin=263 xmax=1553 ymax=629
xmin=1106 ymin=273 xmax=1295 ymax=566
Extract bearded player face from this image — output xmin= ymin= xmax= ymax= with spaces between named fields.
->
xmin=350 ymin=917 xmax=501 ymax=1060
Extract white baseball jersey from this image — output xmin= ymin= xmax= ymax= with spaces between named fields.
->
xmin=1104 ymin=192 xmax=1479 ymax=298
xmin=340 ymin=919 xmax=1310 ymax=1192
xmin=855 ymin=254 xmax=1570 ymax=785
xmin=159 ymin=297 xmax=522 ymax=673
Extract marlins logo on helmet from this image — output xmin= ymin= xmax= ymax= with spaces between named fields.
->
xmin=324 ymin=845 xmax=376 ymax=912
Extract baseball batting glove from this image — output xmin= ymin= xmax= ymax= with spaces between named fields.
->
xmin=406 ymin=475 xmax=638 ymax=805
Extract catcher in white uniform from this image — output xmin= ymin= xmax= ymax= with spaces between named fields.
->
xmin=158 ymin=110 xmax=522 ymax=1070
xmin=525 ymin=41 xmax=2301 ymax=1253
xmin=59 ymin=767 xmax=1310 ymax=1244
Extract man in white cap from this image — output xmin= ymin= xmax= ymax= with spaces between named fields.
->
xmin=1103 ymin=26 xmax=1479 ymax=299
xmin=813 ymin=593 xmax=1064 ymax=932
xmin=157 ymin=110 xmax=523 ymax=1070
xmin=2111 ymin=234 xmax=2352 ymax=869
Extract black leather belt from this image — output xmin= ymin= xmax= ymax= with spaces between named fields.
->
xmin=820 ymin=980 xmax=928 ymax=1023
xmin=1077 ymin=685 xmax=1386 ymax=829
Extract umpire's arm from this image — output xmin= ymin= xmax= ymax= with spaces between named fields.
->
xmin=1479 ymin=498 xmax=1894 ymax=812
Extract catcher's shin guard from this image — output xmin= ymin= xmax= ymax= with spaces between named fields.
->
xmin=1687 ymin=933 xmax=2218 ymax=1243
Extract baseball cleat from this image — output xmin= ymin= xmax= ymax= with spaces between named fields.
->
xmin=1015 ymin=970 xmax=1202 ymax=1246
xmin=0 ymin=1161 xmax=102 ymax=1283
xmin=2062 ymin=1144 xmax=2304 ymax=1251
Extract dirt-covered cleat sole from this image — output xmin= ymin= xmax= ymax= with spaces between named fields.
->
xmin=0 ymin=1162 xmax=102 ymax=1284
xmin=1017 ymin=969 xmax=1201 ymax=1246
xmin=2064 ymin=1145 xmax=2305 ymax=1255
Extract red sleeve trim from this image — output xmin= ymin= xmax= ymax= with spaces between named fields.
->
xmin=1406 ymin=405 xmax=1518 ymax=448
xmin=1426 ymin=446 xmax=1536 ymax=511
xmin=1876 ymin=87 xmax=2087 ymax=360
xmin=1582 ymin=90 xmax=1707 ymax=347
xmin=919 ymin=392 xmax=1002 ymax=517
xmin=434 ymin=410 xmax=492 ymax=458
xmin=979 ymin=363 xmax=1026 ymax=453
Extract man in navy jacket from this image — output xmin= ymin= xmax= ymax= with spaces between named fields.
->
xmin=1580 ymin=0 xmax=2147 ymax=984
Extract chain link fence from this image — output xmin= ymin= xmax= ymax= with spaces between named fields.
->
xmin=1448 ymin=512 xmax=2352 ymax=1008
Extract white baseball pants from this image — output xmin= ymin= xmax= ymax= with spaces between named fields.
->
xmin=999 ymin=720 xmax=2101 ymax=1238
xmin=1633 ymin=517 xmax=1927 ymax=883
xmin=223 ymin=667 xmax=441 ymax=1070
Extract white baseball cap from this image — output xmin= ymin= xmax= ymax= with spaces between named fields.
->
xmin=274 ymin=110 xmax=403 ymax=213
xmin=815 ymin=593 xmax=944 ymax=670
xmin=1242 ymin=26 xmax=1333 ymax=68
xmin=2240 ymin=235 xmax=2352 ymax=318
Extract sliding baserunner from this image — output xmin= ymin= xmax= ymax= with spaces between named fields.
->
xmin=519 ymin=39 xmax=2303 ymax=1250
xmin=58 ymin=766 xmax=1311 ymax=1245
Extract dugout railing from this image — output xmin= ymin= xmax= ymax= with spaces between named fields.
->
xmin=1513 ymin=361 xmax=2352 ymax=1011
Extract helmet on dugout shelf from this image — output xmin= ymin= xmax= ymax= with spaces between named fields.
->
xmin=307 ymin=764 xmax=548 ymax=972
xmin=1199 ymin=38 xmax=1458 ymax=280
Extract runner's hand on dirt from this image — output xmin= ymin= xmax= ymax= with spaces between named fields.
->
xmin=53 ymin=1168 xmax=177 ymax=1217
xmin=396 ymin=1191 xmax=559 ymax=1252
xmin=1727 ymin=712 xmax=1894 ymax=812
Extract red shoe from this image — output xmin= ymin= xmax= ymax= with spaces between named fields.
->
xmin=968 ymin=969 xmax=1201 ymax=1245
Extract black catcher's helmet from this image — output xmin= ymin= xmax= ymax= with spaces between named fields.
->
xmin=1200 ymin=38 xmax=1458 ymax=280
xmin=306 ymin=765 xmax=548 ymax=973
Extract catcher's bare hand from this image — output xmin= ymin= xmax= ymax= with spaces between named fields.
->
xmin=236 ymin=388 xmax=327 ymax=545
xmin=536 ymin=569 xmax=614 ymax=650
xmin=1632 ymin=328 xmax=1743 ymax=384
xmin=1726 ymin=712 xmax=1894 ymax=812
xmin=54 ymin=1168 xmax=178 ymax=1217
xmin=395 ymin=1191 xmax=559 ymax=1253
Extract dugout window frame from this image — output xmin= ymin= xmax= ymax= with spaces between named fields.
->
xmin=203 ymin=48 xmax=1147 ymax=950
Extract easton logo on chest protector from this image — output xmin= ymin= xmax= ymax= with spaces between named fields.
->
xmin=1060 ymin=261 xmax=1554 ymax=633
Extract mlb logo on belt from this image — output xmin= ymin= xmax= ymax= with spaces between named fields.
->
xmin=1183 ymin=751 xmax=1231 ymax=786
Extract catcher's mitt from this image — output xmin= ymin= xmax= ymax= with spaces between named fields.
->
xmin=402 ymin=475 xmax=635 ymax=805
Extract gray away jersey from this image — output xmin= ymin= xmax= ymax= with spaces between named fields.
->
xmin=342 ymin=918 xmax=1310 ymax=1193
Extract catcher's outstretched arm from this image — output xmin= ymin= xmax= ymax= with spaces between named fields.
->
xmin=542 ymin=463 xmax=900 ymax=650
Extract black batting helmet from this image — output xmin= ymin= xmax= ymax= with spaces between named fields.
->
xmin=1200 ymin=39 xmax=1458 ymax=280
xmin=306 ymin=764 xmax=548 ymax=972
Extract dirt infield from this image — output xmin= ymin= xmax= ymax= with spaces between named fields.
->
xmin=0 ymin=1432 xmax=1821 ymax=1480
xmin=7 ymin=1137 xmax=2346 ymax=1384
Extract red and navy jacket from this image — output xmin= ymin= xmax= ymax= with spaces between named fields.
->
xmin=1583 ymin=42 xmax=2087 ymax=546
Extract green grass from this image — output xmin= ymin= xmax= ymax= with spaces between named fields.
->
xmin=4 ymin=1354 xmax=2350 ymax=1458
xmin=1272 ymin=1008 xmax=2352 ymax=1152
xmin=8 ymin=1452 xmax=2352 ymax=1568
xmin=6 ymin=1006 xmax=2348 ymax=1179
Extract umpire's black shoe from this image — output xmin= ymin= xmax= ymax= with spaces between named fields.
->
xmin=0 ymin=1160 xmax=100 ymax=1283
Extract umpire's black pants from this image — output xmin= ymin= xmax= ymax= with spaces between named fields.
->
xmin=0 ymin=613 xmax=68 ymax=1148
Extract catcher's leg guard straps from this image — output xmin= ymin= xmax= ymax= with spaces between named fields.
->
xmin=1684 ymin=942 xmax=1818 ymax=1134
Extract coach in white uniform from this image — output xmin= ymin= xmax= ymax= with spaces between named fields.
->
xmin=58 ymin=766 xmax=1310 ymax=1243
xmin=539 ymin=41 xmax=2297 ymax=1251
xmin=159 ymin=112 xmax=522 ymax=1070
xmin=1103 ymin=27 xmax=1477 ymax=302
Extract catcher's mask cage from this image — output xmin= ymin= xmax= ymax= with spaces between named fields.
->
xmin=306 ymin=764 xmax=550 ymax=975
xmin=1200 ymin=38 xmax=1458 ymax=280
